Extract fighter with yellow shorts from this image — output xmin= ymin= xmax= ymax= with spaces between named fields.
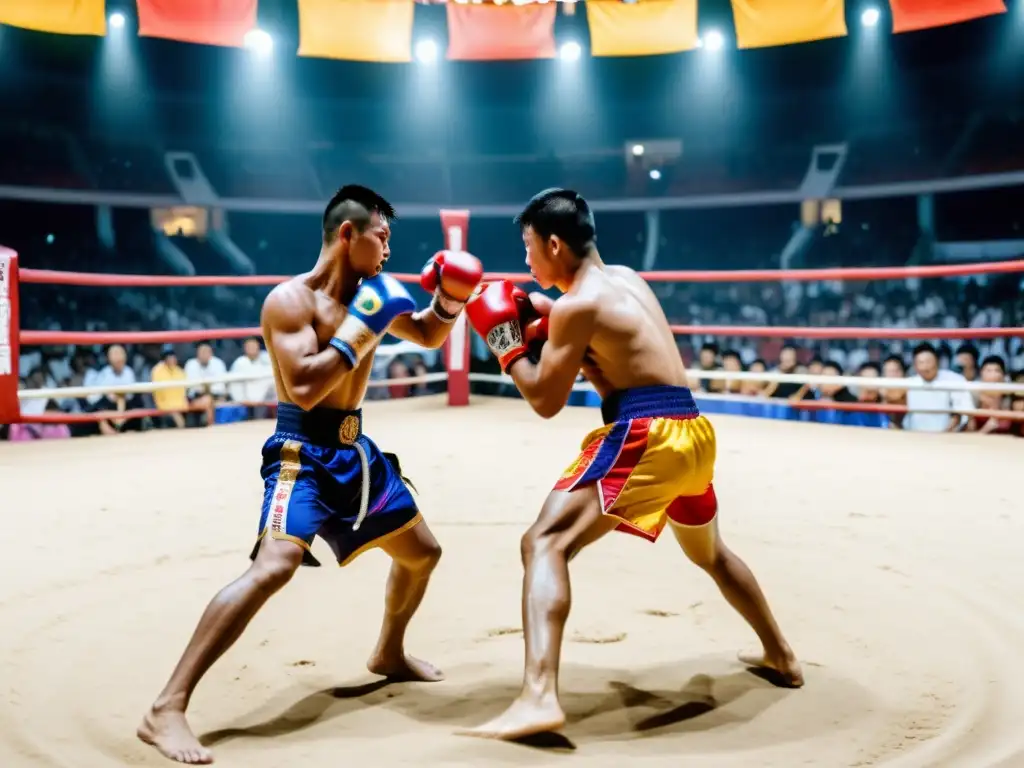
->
xmin=462 ymin=188 xmax=802 ymax=742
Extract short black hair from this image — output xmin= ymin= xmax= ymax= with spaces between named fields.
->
xmin=981 ymin=355 xmax=1006 ymax=373
xmin=323 ymin=184 xmax=396 ymax=244
xmin=883 ymin=354 xmax=906 ymax=372
xmin=700 ymin=342 xmax=719 ymax=355
xmin=750 ymin=358 xmax=767 ymax=369
xmin=721 ymin=349 xmax=742 ymax=362
xmin=859 ymin=362 xmax=881 ymax=376
xmin=515 ymin=188 xmax=596 ymax=257
xmin=810 ymin=354 xmax=824 ymax=365
xmin=955 ymin=343 xmax=979 ymax=363
xmin=912 ymin=342 xmax=938 ymax=360
xmin=822 ymin=360 xmax=843 ymax=374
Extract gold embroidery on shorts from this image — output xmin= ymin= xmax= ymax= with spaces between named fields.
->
xmin=269 ymin=440 xmax=303 ymax=535
xmin=339 ymin=415 xmax=360 ymax=445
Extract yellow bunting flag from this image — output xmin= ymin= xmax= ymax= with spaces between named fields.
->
xmin=731 ymin=0 xmax=848 ymax=50
xmin=587 ymin=0 xmax=698 ymax=58
xmin=298 ymin=0 xmax=414 ymax=63
xmin=0 ymin=0 xmax=106 ymax=36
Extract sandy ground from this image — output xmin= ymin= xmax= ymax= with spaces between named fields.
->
xmin=1 ymin=395 xmax=1023 ymax=768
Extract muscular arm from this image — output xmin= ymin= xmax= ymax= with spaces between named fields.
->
xmin=508 ymin=297 xmax=596 ymax=419
xmin=388 ymin=308 xmax=456 ymax=349
xmin=262 ymin=287 xmax=353 ymax=411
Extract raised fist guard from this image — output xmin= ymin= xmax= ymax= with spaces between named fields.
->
xmin=138 ymin=185 xmax=482 ymax=764
xmin=462 ymin=189 xmax=802 ymax=742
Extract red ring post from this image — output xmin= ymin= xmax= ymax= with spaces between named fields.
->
xmin=0 ymin=248 xmax=20 ymax=424
xmin=440 ymin=210 xmax=471 ymax=407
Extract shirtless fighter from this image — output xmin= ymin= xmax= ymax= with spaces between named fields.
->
xmin=139 ymin=185 xmax=483 ymax=764
xmin=462 ymin=188 xmax=801 ymax=740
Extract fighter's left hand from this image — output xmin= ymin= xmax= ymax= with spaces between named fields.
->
xmin=420 ymin=251 xmax=484 ymax=302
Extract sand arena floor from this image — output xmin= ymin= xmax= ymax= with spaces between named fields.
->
xmin=1 ymin=395 xmax=1023 ymax=767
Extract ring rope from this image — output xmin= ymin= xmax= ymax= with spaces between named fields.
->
xmin=468 ymin=370 xmax=1024 ymax=395
xmin=19 ymin=323 xmax=1023 ymax=347
xmin=18 ymin=258 xmax=1024 ymax=287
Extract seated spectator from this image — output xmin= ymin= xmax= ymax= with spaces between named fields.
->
xmin=720 ymin=349 xmax=743 ymax=394
xmin=817 ymin=360 xmax=857 ymax=403
xmin=184 ymin=341 xmax=228 ymax=426
xmin=763 ymin=344 xmax=803 ymax=399
xmin=968 ymin=355 xmax=1012 ymax=434
xmin=87 ymin=344 xmax=147 ymax=435
xmin=740 ymin=358 xmax=768 ymax=396
xmin=151 ymin=346 xmax=188 ymax=429
xmin=954 ymin=343 xmax=980 ymax=383
xmin=696 ymin=342 xmax=722 ymax=392
xmin=881 ymin=354 xmax=908 ymax=429
xmin=229 ymin=337 xmax=274 ymax=418
xmin=856 ymin=362 xmax=882 ymax=403
xmin=904 ymin=343 xmax=974 ymax=433
xmin=8 ymin=398 xmax=71 ymax=441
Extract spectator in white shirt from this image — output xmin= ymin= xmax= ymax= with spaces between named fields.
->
xmin=904 ymin=343 xmax=974 ymax=433
xmin=184 ymin=342 xmax=228 ymax=426
xmin=229 ymin=337 xmax=274 ymax=418
xmin=89 ymin=344 xmax=146 ymax=435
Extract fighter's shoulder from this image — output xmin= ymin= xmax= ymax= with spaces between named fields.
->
xmin=262 ymin=277 xmax=317 ymax=331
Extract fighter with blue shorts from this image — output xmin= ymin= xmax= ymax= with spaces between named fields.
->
xmin=139 ymin=185 xmax=483 ymax=765
xmin=462 ymin=189 xmax=803 ymax=741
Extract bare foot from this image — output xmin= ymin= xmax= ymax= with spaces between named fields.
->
xmin=367 ymin=652 xmax=445 ymax=682
xmin=738 ymin=649 xmax=805 ymax=688
xmin=457 ymin=695 xmax=566 ymax=741
xmin=137 ymin=703 xmax=213 ymax=764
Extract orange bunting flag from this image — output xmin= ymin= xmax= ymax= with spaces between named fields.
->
xmin=446 ymin=2 xmax=557 ymax=61
xmin=889 ymin=0 xmax=1006 ymax=34
xmin=298 ymin=0 xmax=414 ymax=62
xmin=136 ymin=0 xmax=257 ymax=47
xmin=731 ymin=0 xmax=848 ymax=49
xmin=0 ymin=0 xmax=106 ymax=36
xmin=586 ymin=0 xmax=698 ymax=58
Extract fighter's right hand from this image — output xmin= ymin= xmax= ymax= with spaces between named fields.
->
xmin=329 ymin=273 xmax=415 ymax=368
xmin=465 ymin=280 xmax=530 ymax=373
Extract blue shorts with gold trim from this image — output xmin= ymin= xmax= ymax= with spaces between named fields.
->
xmin=251 ymin=403 xmax=420 ymax=567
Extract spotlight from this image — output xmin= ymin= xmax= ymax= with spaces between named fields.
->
xmin=649 ymin=169 xmax=662 ymax=181
xmin=861 ymin=7 xmax=880 ymax=27
xmin=109 ymin=12 xmax=126 ymax=29
xmin=631 ymin=144 xmax=645 ymax=157
xmin=703 ymin=29 xmax=724 ymax=51
xmin=244 ymin=29 xmax=273 ymax=55
xmin=559 ymin=41 xmax=581 ymax=62
xmin=414 ymin=39 xmax=438 ymax=63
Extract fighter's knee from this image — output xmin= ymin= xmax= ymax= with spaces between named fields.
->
xmin=250 ymin=538 xmax=304 ymax=591
xmin=520 ymin=524 xmax=558 ymax=564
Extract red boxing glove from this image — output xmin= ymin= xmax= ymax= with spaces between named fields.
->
xmin=420 ymin=250 xmax=483 ymax=322
xmin=466 ymin=280 xmax=529 ymax=372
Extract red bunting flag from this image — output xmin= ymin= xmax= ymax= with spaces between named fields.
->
xmin=889 ymin=0 xmax=1006 ymax=34
xmin=446 ymin=2 xmax=557 ymax=61
xmin=136 ymin=0 xmax=258 ymax=47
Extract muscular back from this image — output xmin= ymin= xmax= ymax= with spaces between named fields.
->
xmin=573 ymin=264 xmax=689 ymax=398
xmin=262 ymin=275 xmax=377 ymax=411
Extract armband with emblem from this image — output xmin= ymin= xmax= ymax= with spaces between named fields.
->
xmin=329 ymin=274 xmax=415 ymax=368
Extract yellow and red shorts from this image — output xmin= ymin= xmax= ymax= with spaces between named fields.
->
xmin=554 ymin=385 xmax=717 ymax=542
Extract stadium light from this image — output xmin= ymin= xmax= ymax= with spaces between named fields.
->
xmin=649 ymin=169 xmax=662 ymax=181
xmin=109 ymin=12 xmax=126 ymax=29
xmin=559 ymin=41 xmax=582 ymax=62
xmin=244 ymin=29 xmax=273 ymax=55
xmin=632 ymin=144 xmax=645 ymax=157
xmin=702 ymin=29 xmax=724 ymax=51
xmin=861 ymin=7 xmax=880 ymax=27
xmin=414 ymin=39 xmax=438 ymax=64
